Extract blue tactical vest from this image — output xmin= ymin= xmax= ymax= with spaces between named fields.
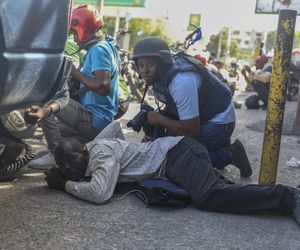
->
xmin=153 ymin=53 xmax=232 ymax=124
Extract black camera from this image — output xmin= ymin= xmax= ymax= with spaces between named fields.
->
xmin=127 ymin=104 xmax=154 ymax=132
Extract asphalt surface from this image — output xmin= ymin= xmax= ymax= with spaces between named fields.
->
xmin=1 ymin=81 xmax=300 ymax=249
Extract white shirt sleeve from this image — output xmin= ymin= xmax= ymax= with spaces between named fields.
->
xmin=168 ymin=72 xmax=201 ymax=120
xmin=65 ymin=155 xmax=120 ymax=204
xmin=94 ymin=121 xmax=125 ymax=140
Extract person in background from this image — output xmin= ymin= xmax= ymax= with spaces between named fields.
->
xmin=28 ymin=4 xmax=120 ymax=167
xmin=241 ymin=54 xmax=272 ymax=108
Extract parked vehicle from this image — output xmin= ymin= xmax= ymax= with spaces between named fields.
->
xmin=0 ymin=0 xmax=71 ymax=115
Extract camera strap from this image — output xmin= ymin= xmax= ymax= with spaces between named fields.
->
xmin=140 ymin=84 xmax=149 ymax=108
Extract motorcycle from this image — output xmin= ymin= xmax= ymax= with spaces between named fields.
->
xmin=118 ymin=47 xmax=145 ymax=102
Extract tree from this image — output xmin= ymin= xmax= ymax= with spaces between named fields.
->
xmin=129 ymin=18 xmax=171 ymax=49
xmin=266 ymin=30 xmax=300 ymax=52
xmin=205 ymin=28 xmax=229 ymax=60
xmin=229 ymin=40 xmax=240 ymax=58
xmin=293 ymin=31 xmax=300 ymax=49
xmin=266 ymin=31 xmax=276 ymax=52
xmin=102 ymin=16 xmax=121 ymax=37
xmin=205 ymin=34 xmax=218 ymax=57
xmin=102 ymin=16 xmax=171 ymax=50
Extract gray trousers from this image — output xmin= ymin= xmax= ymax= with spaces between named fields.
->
xmin=40 ymin=99 xmax=100 ymax=152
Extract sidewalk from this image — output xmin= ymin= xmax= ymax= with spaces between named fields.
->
xmin=1 ymin=90 xmax=300 ymax=249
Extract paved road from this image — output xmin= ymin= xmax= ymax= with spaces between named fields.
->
xmin=1 ymin=88 xmax=300 ymax=249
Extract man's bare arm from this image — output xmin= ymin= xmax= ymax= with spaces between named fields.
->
xmin=71 ymin=66 xmax=111 ymax=95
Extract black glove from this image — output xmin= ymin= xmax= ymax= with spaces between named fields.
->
xmin=45 ymin=167 xmax=66 ymax=191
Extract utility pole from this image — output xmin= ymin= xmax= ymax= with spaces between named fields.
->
xmin=225 ymin=27 xmax=232 ymax=64
xmin=98 ymin=0 xmax=104 ymax=18
xmin=259 ymin=9 xmax=297 ymax=185
xmin=217 ymin=29 xmax=223 ymax=59
xmin=114 ymin=9 xmax=120 ymax=41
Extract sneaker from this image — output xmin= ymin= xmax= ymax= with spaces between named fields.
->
xmin=0 ymin=150 xmax=36 ymax=181
xmin=29 ymin=152 xmax=56 ymax=167
xmin=293 ymin=191 xmax=300 ymax=226
xmin=231 ymin=139 xmax=252 ymax=177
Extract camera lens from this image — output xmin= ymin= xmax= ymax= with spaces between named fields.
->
xmin=127 ymin=105 xmax=154 ymax=132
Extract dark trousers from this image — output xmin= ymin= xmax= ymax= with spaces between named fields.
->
xmin=0 ymin=120 xmax=22 ymax=143
xmin=166 ymin=122 xmax=235 ymax=169
xmin=196 ymin=122 xmax=235 ymax=169
xmin=165 ymin=138 xmax=296 ymax=214
xmin=252 ymin=80 xmax=270 ymax=106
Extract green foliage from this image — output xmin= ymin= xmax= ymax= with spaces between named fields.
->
xmin=266 ymin=30 xmax=300 ymax=52
xmin=205 ymin=28 xmax=229 ymax=59
xmin=64 ymin=35 xmax=86 ymax=68
xmin=129 ymin=18 xmax=171 ymax=49
xmin=102 ymin=16 xmax=124 ymax=37
xmin=205 ymin=34 xmax=218 ymax=56
xmin=229 ymin=41 xmax=240 ymax=58
xmin=266 ymin=31 xmax=276 ymax=52
xmin=294 ymin=31 xmax=300 ymax=49
xmin=240 ymin=50 xmax=253 ymax=59
xmin=102 ymin=16 xmax=171 ymax=50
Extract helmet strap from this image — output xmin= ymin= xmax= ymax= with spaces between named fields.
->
xmin=73 ymin=34 xmax=104 ymax=54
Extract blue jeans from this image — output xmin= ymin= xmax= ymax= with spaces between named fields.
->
xmin=195 ymin=122 xmax=235 ymax=169
xmin=165 ymin=122 xmax=235 ymax=169
xmin=252 ymin=80 xmax=270 ymax=106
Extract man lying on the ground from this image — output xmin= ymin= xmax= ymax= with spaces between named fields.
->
xmin=45 ymin=123 xmax=300 ymax=226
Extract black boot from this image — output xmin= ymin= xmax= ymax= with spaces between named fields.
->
xmin=231 ymin=139 xmax=252 ymax=177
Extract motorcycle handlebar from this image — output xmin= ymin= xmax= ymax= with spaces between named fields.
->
xmin=184 ymin=25 xmax=202 ymax=49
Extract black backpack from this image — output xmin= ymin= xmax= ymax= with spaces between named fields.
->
xmin=245 ymin=94 xmax=261 ymax=109
xmin=115 ymin=178 xmax=191 ymax=208
xmin=135 ymin=178 xmax=191 ymax=208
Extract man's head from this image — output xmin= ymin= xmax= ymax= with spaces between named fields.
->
xmin=53 ymin=138 xmax=89 ymax=181
xmin=132 ymin=37 xmax=173 ymax=85
xmin=255 ymin=54 xmax=268 ymax=70
xmin=70 ymin=4 xmax=103 ymax=45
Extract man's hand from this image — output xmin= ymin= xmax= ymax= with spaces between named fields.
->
xmin=241 ymin=68 xmax=247 ymax=77
xmin=244 ymin=65 xmax=251 ymax=73
xmin=25 ymin=105 xmax=50 ymax=122
xmin=45 ymin=167 xmax=66 ymax=191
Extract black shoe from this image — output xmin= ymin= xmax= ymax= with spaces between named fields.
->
xmin=231 ymin=139 xmax=252 ymax=177
xmin=234 ymin=101 xmax=242 ymax=109
xmin=292 ymin=191 xmax=300 ymax=226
